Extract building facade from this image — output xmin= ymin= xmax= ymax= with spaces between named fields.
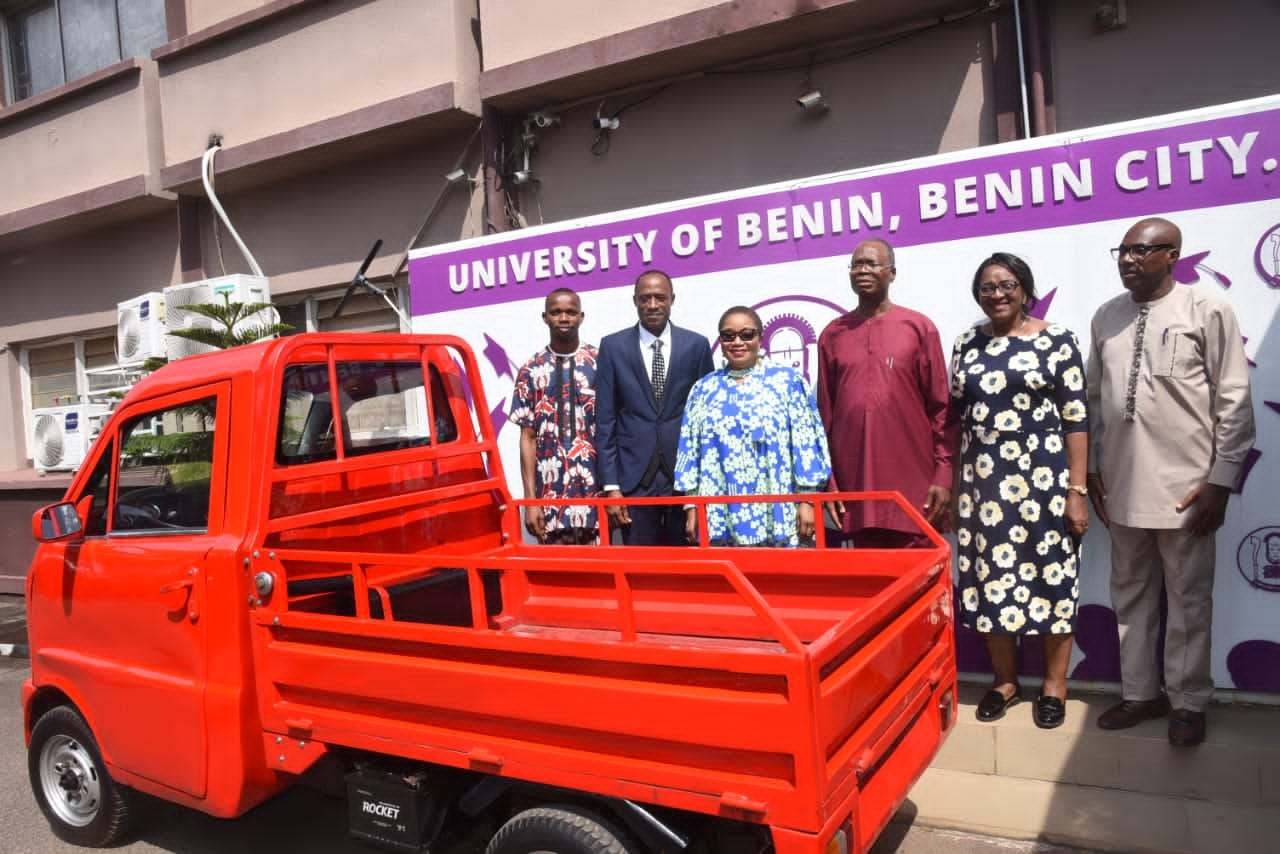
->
xmin=1 ymin=0 xmax=1278 ymax=591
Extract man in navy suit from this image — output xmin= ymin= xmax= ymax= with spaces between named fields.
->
xmin=597 ymin=270 xmax=715 ymax=545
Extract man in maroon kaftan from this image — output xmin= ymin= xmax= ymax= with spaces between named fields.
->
xmin=817 ymin=239 xmax=956 ymax=548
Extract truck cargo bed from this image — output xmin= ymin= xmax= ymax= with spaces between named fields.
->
xmin=252 ymin=534 xmax=953 ymax=838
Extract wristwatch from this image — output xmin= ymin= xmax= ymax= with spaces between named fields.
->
xmin=1067 ymin=484 xmax=1088 ymax=497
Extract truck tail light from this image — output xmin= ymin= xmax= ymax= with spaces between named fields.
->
xmin=939 ymin=688 xmax=955 ymax=732
xmin=825 ymin=827 xmax=849 ymax=854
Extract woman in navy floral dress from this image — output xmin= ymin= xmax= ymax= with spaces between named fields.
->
xmin=950 ymin=253 xmax=1089 ymax=729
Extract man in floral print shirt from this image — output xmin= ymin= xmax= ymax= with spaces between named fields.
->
xmin=509 ymin=288 xmax=600 ymax=544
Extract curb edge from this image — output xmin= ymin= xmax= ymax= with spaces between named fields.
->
xmin=0 ymin=642 xmax=30 ymax=659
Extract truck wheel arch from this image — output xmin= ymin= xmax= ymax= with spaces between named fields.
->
xmin=487 ymin=805 xmax=639 ymax=854
xmin=25 ymin=685 xmax=78 ymax=742
xmin=459 ymin=777 xmax=689 ymax=853
xmin=25 ymin=684 xmax=114 ymax=761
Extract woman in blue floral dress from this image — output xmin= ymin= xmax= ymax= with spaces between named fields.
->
xmin=951 ymin=253 xmax=1089 ymax=729
xmin=675 ymin=306 xmax=831 ymax=546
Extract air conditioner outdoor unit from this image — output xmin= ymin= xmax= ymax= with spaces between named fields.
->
xmin=116 ymin=292 xmax=167 ymax=366
xmin=163 ymin=274 xmax=271 ymax=361
xmin=31 ymin=404 xmax=111 ymax=472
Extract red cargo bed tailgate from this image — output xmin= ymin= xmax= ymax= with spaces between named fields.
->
xmin=801 ymin=545 xmax=955 ymax=847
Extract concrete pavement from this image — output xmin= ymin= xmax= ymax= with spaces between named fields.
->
xmin=0 ymin=594 xmax=25 ymax=659
xmin=0 ymin=653 xmax=1095 ymax=854
xmin=4 ymin=594 xmax=1275 ymax=851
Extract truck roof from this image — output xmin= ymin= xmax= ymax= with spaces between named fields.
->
xmin=120 ymin=333 xmax=449 ymax=406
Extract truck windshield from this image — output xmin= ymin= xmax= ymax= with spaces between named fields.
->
xmin=277 ymin=360 xmax=458 ymax=465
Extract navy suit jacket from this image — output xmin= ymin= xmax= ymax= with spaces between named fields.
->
xmin=596 ymin=323 xmax=714 ymax=494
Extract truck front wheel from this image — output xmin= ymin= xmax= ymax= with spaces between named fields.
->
xmin=486 ymin=805 xmax=637 ymax=854
xmin=28 ymin=705 xmax=134 ymax=847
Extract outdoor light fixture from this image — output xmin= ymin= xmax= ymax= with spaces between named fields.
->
xmin=797 ymin=89 xmax=829 ymax=114
xmin=510 ymin=154 xmax=533 ymax=185
xmin=510 ymin=140 xmax=537 ymax=186
xmin=592 ymin=117 xmax=620 ymax=131
xmin=1095 ymin=0 xmax=1127 ymax=31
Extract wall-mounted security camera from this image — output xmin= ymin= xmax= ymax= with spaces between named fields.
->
xmin=512 ymin=169 xmax=534 ymax=185
xmin=796 ymin=90 xmax=829 ymax=114
xmin=592 ymin=117 xmax=620 ymax=131
xmin=530 ymin=111 xmax=560 ymax=128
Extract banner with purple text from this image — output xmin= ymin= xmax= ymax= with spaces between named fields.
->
xmin=411 ymin=95 xmax=1280 ymax=697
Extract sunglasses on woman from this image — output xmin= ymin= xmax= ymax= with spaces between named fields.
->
xmin=718 ymin=328 xmax=760 ymax=343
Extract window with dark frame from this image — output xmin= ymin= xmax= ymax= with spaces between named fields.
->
xmin=3 ymin=0 xmax=166 ymax=103
xmin=276 ymin=361 xmax=460 ymax=466
xmin=114 ymin=395 xmax=217 ymax=532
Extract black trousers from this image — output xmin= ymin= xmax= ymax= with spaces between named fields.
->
xmin=617 ymin=468 xmax=687 ymax=547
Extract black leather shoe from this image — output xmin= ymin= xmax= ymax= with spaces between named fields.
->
xmin=1097 ymin=696 xmax=1170 ymax=730
xmin=1168 ymin=709 xmax=1207 ymax=747
xmin=975 ymin=684 xmax=1021 ymax=722
xmin=1033 ymin=695 xmax=1066 ymax=729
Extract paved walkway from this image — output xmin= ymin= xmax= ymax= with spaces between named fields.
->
xmin=5 ymin=592 xmax=1274 ymax=851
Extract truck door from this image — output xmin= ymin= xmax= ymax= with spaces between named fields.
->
xmin=42 ymin=383 xmax=228 ymax=800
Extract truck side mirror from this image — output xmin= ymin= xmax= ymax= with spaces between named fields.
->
xmin=32 ymin=502 xmax=84 ymax=542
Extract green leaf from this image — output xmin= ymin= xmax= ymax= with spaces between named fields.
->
xmin=166 ymin=292 xmax=293 ymax=353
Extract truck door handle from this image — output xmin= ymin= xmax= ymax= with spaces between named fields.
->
xmin=160 ymin=577 xmax=201 ymax=623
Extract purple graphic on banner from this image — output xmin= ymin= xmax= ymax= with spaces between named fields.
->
xmin=741 ymin=295 xmax=848 ymax=385
xmin=489 ymin=403 xmax=508 ymax=439
xmin=482 ymin=334 xmax=520 ymax=380
xmin=1239 ymin=447 xmax=1262 ymax=493
xmin=1175 ymin=251 xmax=1232 ymax=289
xmin=1237 ymin=526 xmax=1280 ymax=592
xmin=1029 ymin=286 xmax=1057 ymax=320
xmin=411 ymin=107 xmax=1280 ymax=316
xmin=1255 ymin=223 xmax=1280 ymax=288
xmin=1227 ymin=640 xmax=1280 ymax=692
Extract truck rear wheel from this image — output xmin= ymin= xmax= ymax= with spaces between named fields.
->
xmin=486 ymin=805 xmax=637 ymax=854
xmin=28 ymin=705 xmax=134 ymax=847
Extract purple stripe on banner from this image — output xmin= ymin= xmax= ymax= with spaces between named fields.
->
xmin=410 ymin=105 xmax=1280 ymax=316
xmin=1238 ymin=447 xmax=1263 ymax=494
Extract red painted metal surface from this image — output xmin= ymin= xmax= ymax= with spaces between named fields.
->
xmin=23 ymin=333 xmax=956 ymax=852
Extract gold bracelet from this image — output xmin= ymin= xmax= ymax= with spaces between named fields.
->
xmin=1067 ymin=484 xmax=1088 ymax=497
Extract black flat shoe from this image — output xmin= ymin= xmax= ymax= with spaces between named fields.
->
xmin=1034 ymin=695 xmax=1066 ymax=729
xmin=975 ymin=684 xmax=1021 ymax=722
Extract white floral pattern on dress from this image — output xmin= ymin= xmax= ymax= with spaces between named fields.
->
xmin=951 ymin=324 xmax=1088 ymax=635
xmin=675 ymin=360 xmax=831 ymax=546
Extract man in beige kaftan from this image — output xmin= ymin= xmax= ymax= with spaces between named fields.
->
xmin=1086 ymin=217 xmax=1255 ymax=747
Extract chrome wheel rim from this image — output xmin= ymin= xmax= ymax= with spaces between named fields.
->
xmin=39 ymin=734 xmax=100 ymax=827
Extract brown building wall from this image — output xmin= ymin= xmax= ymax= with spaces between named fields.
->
xmin=0 ymin=488 xmax=68 ymax=595
xmin=505 ymin=11 xmax=994 ymax=224
xmin=1048 ymin=0 xmax=1280 ymax=131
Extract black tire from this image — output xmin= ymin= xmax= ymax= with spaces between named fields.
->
xmin=486 ymin=805 xmax=638 ymax=854
xmin=27 ymin=705 xmax=134 ymax=847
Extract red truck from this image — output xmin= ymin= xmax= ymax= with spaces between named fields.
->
xmin=23 ymin=333 xmax=956 ymax=854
